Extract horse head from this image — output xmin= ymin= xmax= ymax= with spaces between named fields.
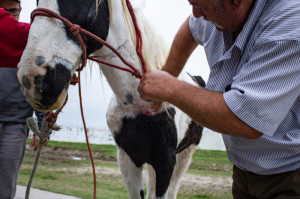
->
xmin=17 ymin=0 xmax=109 ymax=111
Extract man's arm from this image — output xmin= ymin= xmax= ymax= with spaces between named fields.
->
xmin=138 ymin=17 xmax=262 ymax=139
xmin=162 ymin=17 xmax=198 ymax=76
xmin=0 ymin=8 xmax=30 ymax=68
xmin=139 ymin=71 xmax=262 ymax=139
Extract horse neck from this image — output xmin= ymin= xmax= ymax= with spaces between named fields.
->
xmin=93 ymin=1 xmax=144 ymax=107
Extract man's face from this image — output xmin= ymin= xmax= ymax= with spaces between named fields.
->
xmin=0 ymin=0 xmax=21 ymax=21
xmin=188 ymin=0 xmax=236 ymax=32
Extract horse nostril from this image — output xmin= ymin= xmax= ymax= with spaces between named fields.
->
xmin=34 ymin=56 xmax=46 ymax=67
xmin=37 ymin=63 xmax=71 ymax=108
xmin=41 ymin=66 xmax=56 ymax=94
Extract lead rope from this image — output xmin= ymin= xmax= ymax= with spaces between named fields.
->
xmin=27 ymin=1 xmax=146 ymax=199
xmin=78 ymin=72 xmax=97 ymax=198
xmin=25 ymin=98 xmax=67 ymax=199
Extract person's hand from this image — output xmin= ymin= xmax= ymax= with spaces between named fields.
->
xmin=30 ymin=135 xmax=40 ymax=151
xmin=138 ymin=70 xmax=178 ymax=103
xmin=151 ymin=102 xmax=163 ymax=112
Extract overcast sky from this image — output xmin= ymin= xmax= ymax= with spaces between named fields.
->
xmin=20 ymin=0 xmax=210 ymax=129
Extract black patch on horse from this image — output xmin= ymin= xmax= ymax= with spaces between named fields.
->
xmin=140 ymin=190 xmax=144 ymax=199
xmin=34 ymin=56 xmax=46 ymax=67
xmin=35 ymin=63 xmax=71 ymax=108
xmin=176 ymin=121 xmax=203 ymax=154
xmin=124 ymin=93 xmax=134 ymax=105
xmin=57 ymin=0 xmax=110 ymax=55
xmin=116 ymin=107 xmax=178 ymax=197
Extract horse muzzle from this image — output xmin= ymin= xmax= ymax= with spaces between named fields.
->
xmin=18 ymin=57 xmax=72 ymax=112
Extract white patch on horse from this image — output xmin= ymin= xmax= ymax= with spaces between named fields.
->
xmin=48 ymin=56 xmax=73 ymax=70
xmin=18 ymin=0 xmax=82 ymax=77
xmin=118 ymin=148 xmax=144 ymax=198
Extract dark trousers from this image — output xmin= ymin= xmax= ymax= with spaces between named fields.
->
xmin=232 ymin=165 xmax=300 ymax=199
xmin=0 ymin=122 xmax=28 ymax=199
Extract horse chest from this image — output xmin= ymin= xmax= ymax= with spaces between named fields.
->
xmin=115 ymin=107 xmax=178 ymax=167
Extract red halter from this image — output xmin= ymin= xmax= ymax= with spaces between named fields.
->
xmin=31 ymin=0 xmax=147 ymax=79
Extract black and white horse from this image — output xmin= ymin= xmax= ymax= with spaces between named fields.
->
xmin=17 ymin=0 xmax=204 ymax=198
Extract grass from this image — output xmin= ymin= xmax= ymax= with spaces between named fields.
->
xmin=19 ymin=140 xmax=233 ymax=199
xmin=189 ymin=150 xmax=232 ymax=177
xmin=43 ymin=141 xmax=118 ymax=156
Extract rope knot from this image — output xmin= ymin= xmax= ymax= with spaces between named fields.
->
xmin=45 ymin=112 xmax=58 ymax=129
xmin=70 ymin=24 xmax=81 ymax=35
xmin=70 ymin=73 xmax=80 ymax=85
xmin=132 ymin=71 xmax=142 ymax=79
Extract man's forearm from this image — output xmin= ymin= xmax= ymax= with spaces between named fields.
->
xmin=166 ymin=80 xmax=262 ymax=139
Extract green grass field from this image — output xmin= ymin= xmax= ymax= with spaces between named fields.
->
xmin=18 ymin=140 xmax=233 ymax=199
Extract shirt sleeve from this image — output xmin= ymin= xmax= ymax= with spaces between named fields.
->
xmin=223 ymin=40 xmax=300 ymax=136
xmin=0 ymin=8 xmax=30 ymax=68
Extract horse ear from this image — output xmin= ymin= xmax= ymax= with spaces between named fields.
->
xmin=186 ymin=72 xmax=206 ymax=88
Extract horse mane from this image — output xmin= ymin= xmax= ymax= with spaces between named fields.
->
xmin=95 ymin=0 xmax=169 ymax=71
xmin=119 ymin=0 xmax=169 ymax=71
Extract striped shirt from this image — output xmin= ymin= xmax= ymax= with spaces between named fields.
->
xmin=189 ymin=0 xmax=300 ymax=175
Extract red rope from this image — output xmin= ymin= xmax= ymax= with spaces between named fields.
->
xmin=78 ymin=72 xmax=97 ymax=198
xmin=125 ymin=0 xmax=147 ymax=73
xmin=45 ymin=95 xmax=68 ymax=129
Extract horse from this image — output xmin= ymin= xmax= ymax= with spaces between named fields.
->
xmin=17 ymin=0 xmax=204 ymax=198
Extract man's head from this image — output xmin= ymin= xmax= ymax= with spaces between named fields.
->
xmin=0 ymin=0 xmax=22 ymax=21
xmin=189 ymin=0 xmax=255 ymax=33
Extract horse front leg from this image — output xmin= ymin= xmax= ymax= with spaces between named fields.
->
xmin=167 ymin=145 xmax=196 ymax=199
xmin=117 ymin=147 xmax=144 ymax=199
xmin=146 ymin=164 xmax=156 ymax=199
xmin=153 ymin=149 xmax=176 ymax=199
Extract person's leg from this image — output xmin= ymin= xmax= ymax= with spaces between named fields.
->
xmin=248 ymin=167 xmax=300 ymax=199
xmin=232 ymin=165 xmax=257 ymax=199
xmin=0 ymin=122 xmax=27 ymax=199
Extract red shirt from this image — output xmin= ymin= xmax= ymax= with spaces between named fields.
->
xmin=0 ymin=8 xmax=30 ymax=68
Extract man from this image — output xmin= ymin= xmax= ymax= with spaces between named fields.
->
xmin=0 ymin=0 xmax=44 ymax=198
xmin=138 ymin=0 xmax=300 ymax=198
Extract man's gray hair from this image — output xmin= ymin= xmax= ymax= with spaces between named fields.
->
xmin=210 ymin=0 xmax=224 ymax=9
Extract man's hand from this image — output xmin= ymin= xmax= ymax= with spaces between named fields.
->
xmin=151 ymin=102 xmax=163 ymax=112
xmin=30 ymin=135 xmax=40 ymax=151
xmin=138 ymin=70 xmax=179 ymax=103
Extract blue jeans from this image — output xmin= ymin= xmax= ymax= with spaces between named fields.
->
xmin=0 ymin=122 xmax=28 ymax=199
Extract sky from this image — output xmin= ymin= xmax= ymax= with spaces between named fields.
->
xmin=20 ymin=0 xmax=211 ymax=129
